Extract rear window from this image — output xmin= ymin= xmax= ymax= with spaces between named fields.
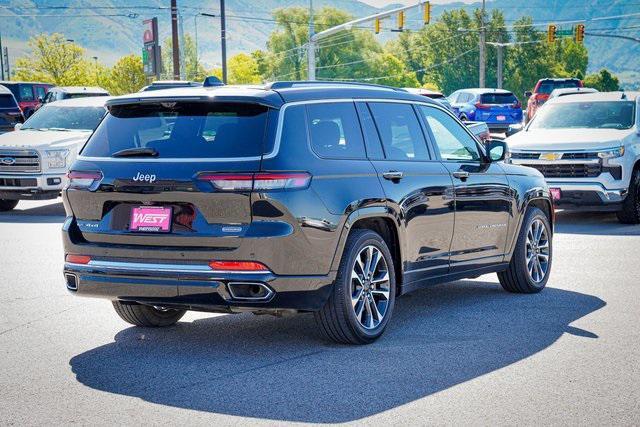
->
xmin=480 ymin=93 xmax=517 ymax=104
xmin=82 ymin=102 xmax=269 ymax=158
xmin=537 ymin=80 xmax=580 ymax=94
xmin=0 ymin=94 xmax=17 ymax=108
xmin=65 ymin=93 xmax=108 ymax=99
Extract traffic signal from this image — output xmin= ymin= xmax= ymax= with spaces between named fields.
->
xmin=575 ymin=24 xmax=585 ymax=43
xmin=375 ymin=18 xmax=381 ymax=34
xmin=398 ymin=11 xmax=405 ymax=30
xmin=423 ymin=2 xmax=431 ymax=25
xmin=547 ymin=24 xmax=557 ymax=43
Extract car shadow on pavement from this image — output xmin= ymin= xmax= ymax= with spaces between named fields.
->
xmin=70 ymin=280 xmax=604 ymax=423
xmin=0 ymin=202 xmax=65 ymax=223
xmin=554 ymin=210 xmax=640 ymax=236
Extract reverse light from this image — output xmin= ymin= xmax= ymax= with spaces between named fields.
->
xmin=209 ymin=260 xmax=270 ymax=272
xmin=198 ymin=172 xmax=311 ymax=191
xmin=65 ymin=254 xmax=91 ymax=264
xmin=67 ymin=170 xmax=103 ymax=189
xmin=597 ymin=147 xmax=625 ymax=159
xmin=44 ymin=149 xmax=70 ymax=169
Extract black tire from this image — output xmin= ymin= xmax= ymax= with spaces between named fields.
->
xmin=498 ymin=207 xmax=552 ymax=294
xmin=616 ymin=167 xmax=640 ymax=224
xmin=314 ymin=229 xmax=396 ymax=345
xmin=112 ymin=301 xmax=186 ymax=327
xmin=0 ymin=199 xmax=19 ymax=211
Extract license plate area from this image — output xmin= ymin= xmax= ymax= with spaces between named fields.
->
xmin=130 ymin=206 xmax=173 ymax=233
xmin=496 ymin=115 xmax=506 ymax=121
xmin=550 ymin=188 xmax=562 ymax=201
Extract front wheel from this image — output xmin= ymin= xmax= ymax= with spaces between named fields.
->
xmin=0 ymin=199 xmax=19 ymax=211
xmin=498 ymin=207 xmax=552 ymax=293
xmin=112 ymin=301 xmax=186 ymax=327
xmin=314 ymin=229 xmax=396 ymax=345
xmin=616 ymin=168 xmax=640 ymax=224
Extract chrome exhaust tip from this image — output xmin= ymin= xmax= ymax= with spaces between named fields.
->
xmin=227 ymin=282 xmax=274 ymax=301
xmin=65 ymin=273 xmax=78 ymax=291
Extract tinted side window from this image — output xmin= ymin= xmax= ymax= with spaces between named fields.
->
xmin=306 ymin=102 xmax=365 ymax=159
xmin=419 ymin=106 xmax=480 ymax=162
xmin=19 ymin=85 xmax=34 ymax=101
xmin=368 ymin=102 xmax=429 ymax=161
xmin=35 ymin=86 xmax=46 ymax=100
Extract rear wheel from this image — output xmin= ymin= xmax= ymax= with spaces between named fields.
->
xmin=314 ymin=229 xmax=396 ymax=345
xmin=112 ymin=301 xmax=186 ymax=327
xmin=616 ymin=168 xmax=640 ymax=224
xmin=498 ymin=207 xmax=552 ymax=293
xmin=0 ymin=200 xmax=19 ymax=211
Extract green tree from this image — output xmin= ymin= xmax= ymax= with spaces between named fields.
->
xmin=228 ymin=53 xmax=262 ymax=84
xmin=14 ymin=34 xmax=86 ymax=84
xmin=584 ymin=69 xmax=621 ymax=91
xmin=162 ymin=34 xmax=207 ymax=81
xmin=105 ymin=55 xmax=146 ymax=95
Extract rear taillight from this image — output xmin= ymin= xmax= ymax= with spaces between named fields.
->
xmin=67 ymin=171 xmax=103 ymax=189
xmin=66 ymin=254 xmax=91 ymax=264
xmin=513 ymin=100 xmax=522 ymax=109
xmin=474 ymin=102 xmax=490 ymax=110
xmin=209 ymin=260 xmax=270 ymax=272
xmin=198 ymin=172 xmax=311 ymax=191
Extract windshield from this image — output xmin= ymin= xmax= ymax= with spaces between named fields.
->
xmin=0 ymin=94 xmax=18 ymax=109
xmin=22 ymin=105 xmax=106 ymax=131
xmin=81 ymin=102 xmax=269 ymax=158
xmin=537 ymin=80 xmax=580 ymax=95
xmin=481 ymin=93 xmax=517 ymax=104
xmin=530 ymin=101 xmax=635 ymax=130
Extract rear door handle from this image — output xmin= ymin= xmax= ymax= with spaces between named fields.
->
xmin=452 ymin=171 xmax=470 ymax=180
xmin=382 ymin=171 xmax=404 ymax=181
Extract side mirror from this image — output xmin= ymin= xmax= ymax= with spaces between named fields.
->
xmin=14 ymin=123 xmax=23 ymax=131
xmin=486 ymin=139 xmax=509 ymax=162
xmin=525 ymin=91 xmax=532 ymax=99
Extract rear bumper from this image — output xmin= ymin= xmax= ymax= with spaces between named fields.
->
xmin=63 ymin=259 xmax=336 ymax=312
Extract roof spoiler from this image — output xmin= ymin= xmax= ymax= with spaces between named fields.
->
xmin=203 ymin=76 xmax=224 ymax=87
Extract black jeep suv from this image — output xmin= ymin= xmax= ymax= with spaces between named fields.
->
xmin=62 ymin=82 xmax=554 ymax=344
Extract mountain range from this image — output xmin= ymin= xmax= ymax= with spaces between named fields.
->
xmin=1 ymin=0 xmax=639 ymax=88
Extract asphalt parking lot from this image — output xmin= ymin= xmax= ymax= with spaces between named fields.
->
xmin=0 ymin=200 xmax=638 ymax=425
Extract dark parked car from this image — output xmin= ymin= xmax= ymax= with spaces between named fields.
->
xmin=448 ymin=88 xmax=523 ymax=132
xmin=0 ymin=81 xmax=53 ymax=118
xmin=0 ymin=85 xmax=24 ymax=133
xmin=62 ymin=81 xmax=554 ymax=344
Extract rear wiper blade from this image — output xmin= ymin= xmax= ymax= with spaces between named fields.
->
xmin=112 ymin=147 xmax=159 ymax=158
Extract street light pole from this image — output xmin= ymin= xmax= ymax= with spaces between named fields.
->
xmin=479 ymin=0 xmax=486 ymax=87
xmin=170 ymin=0 xmax=180 ymax=80
xmin=220 ymin=0 xmax=227 ymax=83
xmin=496 ymin=44 xmax=503 ymax=89
xmin=307 ymin=0 xmax=315 ymax=80
xmin=194 ymin=13 xmax=217 ymax=74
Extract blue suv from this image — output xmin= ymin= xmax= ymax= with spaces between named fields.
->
xmin=448 ymin=88 xmax=523 ymax=132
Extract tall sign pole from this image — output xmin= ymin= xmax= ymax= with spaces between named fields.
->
xmin=143 ymin=17 xmax=161 ymax=80
xmin=479 ymin=0 xmax=486 ymax=87
xmin=171 ymin=0 xmax=180 ymax=80
xmin=307 ymin=0 xmax=315 ymax=80
xmin=220 ymin=0 xmax=227 ymax=83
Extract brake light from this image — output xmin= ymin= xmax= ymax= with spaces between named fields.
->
xmin=67 ymin=171 xmax=103 ymax=189
xmin=474 ymin=102 xmax=490 ymax=110
xmin=66 ymin=254 xmax=91 ymax=264
xmin=198 ymin=172 xmax=311 ymax=191
xmin=209 ymin=260 xmax=270 ymax=272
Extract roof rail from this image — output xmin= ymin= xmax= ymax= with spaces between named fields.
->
xmin=266 ymin=80 xmax=406 ymax=92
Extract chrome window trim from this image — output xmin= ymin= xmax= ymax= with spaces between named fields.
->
xmin=77 ymin=97 xmax=460 ymax=163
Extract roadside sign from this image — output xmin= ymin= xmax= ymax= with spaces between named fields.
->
xmin=142 ymin=17 xmax=160 ymax=78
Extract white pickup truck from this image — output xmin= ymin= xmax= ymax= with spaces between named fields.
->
xmin=507 ymin=91 xmax=640 ymax=224
xmin=0 ymin=97 xmax=108 ymax=211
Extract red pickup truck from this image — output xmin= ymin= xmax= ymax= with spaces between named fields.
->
xmin=0 ymin=81 xmax=54 ymax=118
xmin=525 ymin=78 xmax=582 ymax=123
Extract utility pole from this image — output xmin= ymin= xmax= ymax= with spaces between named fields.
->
xmin=2 ymin=47 xmax=9 ymax=81
xmin=496 ymin=44 xmax=503 ymax=89
xmin=307 ymin=0 xmax=315 ymax=80
xmin=178 ymin=11 xmax=186 ymax=79
xmin=0 ymin=33 xmax=4 ymax=81
xmin=479 ymin=0 xmax=486 ymax=87
xmin=220 ymin=0 xmax=227 ymax=84
xmin=170 ymin=0 xmax=180 ymax=80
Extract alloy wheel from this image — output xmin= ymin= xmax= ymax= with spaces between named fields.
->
xmin=525 ymin=218 xmax=550 ymax=283
xmin=350 ymin=245 xmax=391 ymax=329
